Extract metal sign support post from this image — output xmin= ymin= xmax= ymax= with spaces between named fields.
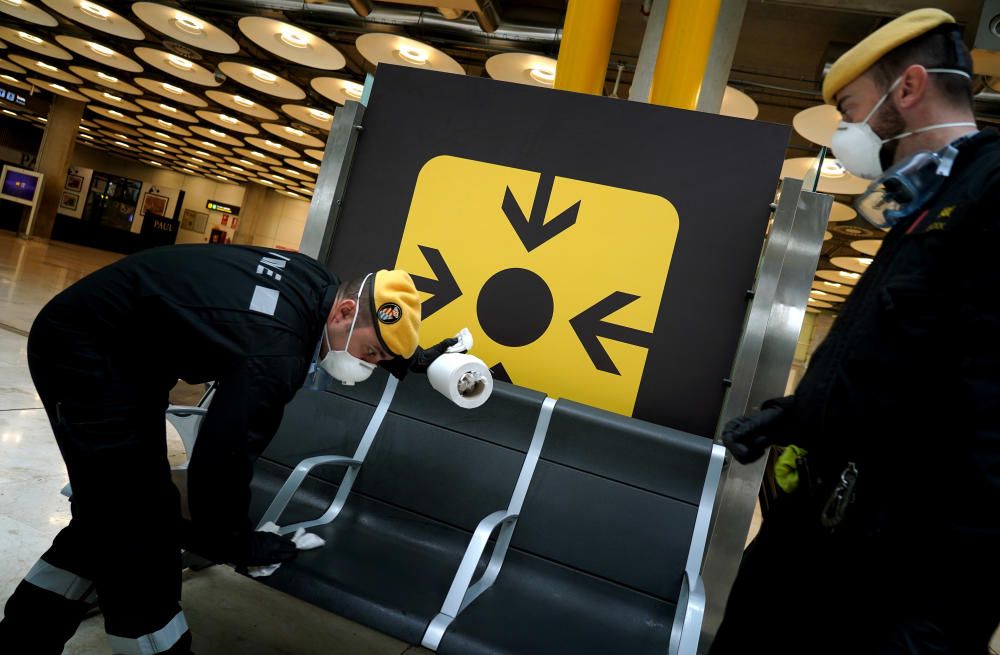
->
xmin=699 ymin=178 xmax=832 ymax=651
xmin=300 ymin=100 xmax=366 ymax=261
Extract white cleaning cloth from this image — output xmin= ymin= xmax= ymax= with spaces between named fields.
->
xmin=248 ymin=521 xmax=326 ymax=578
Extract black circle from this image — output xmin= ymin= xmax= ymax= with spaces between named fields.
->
xmin=477 ymin=268 xmax=553 ymax=347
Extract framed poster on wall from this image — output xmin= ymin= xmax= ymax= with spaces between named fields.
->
xmin=65 ymin=174 xmax=84 ymax=192
xmin=181 ymin=208 xmax=208 ymax=233
xmin=60 ymin=192 xmax=79 ymax=210
xmin=141 ymin=192 xmax=169 ymax=217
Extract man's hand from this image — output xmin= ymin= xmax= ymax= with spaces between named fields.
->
xmin=722 ymin=406 xmax=786 ymax=464
xmin=181 ymin=521 xmax=298 ymax=567
xmin=379 ymin=337 xmax=462 ymax=379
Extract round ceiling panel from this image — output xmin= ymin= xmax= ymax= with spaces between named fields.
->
xmin=134 ymin=77 xmax=207 ymax=107
xmin=87 ymin=103 xmax=141 ymax=124
xmin=69 ymin=66 xmax=142 ymax=94
xmin=183 ymin=137 xmax=232 ymax=156
xmin=55 ymin=35 xmax=142 ymax=71
xmin=816 ymin=269 xmax=861 ymax=286
xmin=485 ymin=52 xmax=556 ymax=88
xmin=720 ymin=86 xmax=759 ymax=120
xmin=131 ymin=2 xmax=239 ymax=54
xmin=189 ymin=125 xmax=243 ymax=147
xmin=830 ymin=256 xmax=872 ymax=275
xmin=0 ymin=73 xmax=32 ymax=89
xmin=310 ymin=77 xmax=364 ymax=105
xmin=237 ymin=17 xmax=345 ymax=70
xmin=0 ymin=0 xmax=57 ymax=27
xmin=29 ymin=76 xmax=87 ymax=100
xmin=223 ymin=156 xmax=268 ymax=173
xmin=0 ymin=59 xmax=27 ymax=74
xmin=217 ymin=61 xmax=305 ymax=100
xmin=93 ymin=119 xmax=141 ymax=136
xmin=79 ymin=87 xmax=142 ymax=111
xmin=0 ymin=27 xmax=71 ymax=59
xmin=181 ymin=147 xmax=223 ymax=164
xmin=280 ymin=103 xmax=333 ymax=131
xmin=42 ymin=0 xmax=144 ymax=39
xmin=792 ymin=104 xmax=841 ymax=148
xmin=195 ymin=110 xmax=259 ymax=135
xmin=136 ymin=113 xmax=191 ymax=135
xmin=304 ymin=148 xmax=325 ymax=160
xmin=780 ymin=157 xmax=869 ymax=195
xmin=284 ymin=157 xmax=320 ymax=175
xmin=9 ymin=54 xmax=82 ymax=83
xmin=245 ymin=136 xmax=299 ymax=158
xmin=133 ymin=47 xmax=220 ymax=86
xmin=137 ymin=128 xmax=185 ymax=145
xmin=260 ymin=122 xmax=324 ymax=148
xmin=850 ymin=239 xmax=883 ymax=257
xmin=813 ymin=280 xmax=853 ymax=296
xmin=356 ymin=33 xmax=463 ymax=75
xmin=268 ymin=165 xmax=312 ymax=181
xmin=807 ymin=298 xmax=834 ymax=309
xmin=204 ymin=90 xmax=279 ymax=120
xmin=233 ymin=147 xmax=281 ymax=166
xmin=829 ymin=200 xmax=856 ymax=222
xmin=135 ymin=98 xmax=197 ymax=122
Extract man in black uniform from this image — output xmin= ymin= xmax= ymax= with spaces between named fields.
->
xmin=0 ymin=244 xmax=446 ymax=654
xmin=713 ymin=9 xmax=1000 ymax=654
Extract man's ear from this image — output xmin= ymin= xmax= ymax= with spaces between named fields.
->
xmin=896 ymin=64 xmax=929 ymax=110
xmin=331 ymin=298 xmax=356 ymax=326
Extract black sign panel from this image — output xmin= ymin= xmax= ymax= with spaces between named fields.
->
xmin=325 ymin=65 xmax=789 ymax=437
xmin=206 ymin=200 xmax=239 ymax=215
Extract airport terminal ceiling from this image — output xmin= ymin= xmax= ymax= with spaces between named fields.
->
xmin=0 ymin=0 xmax=997 ymax=314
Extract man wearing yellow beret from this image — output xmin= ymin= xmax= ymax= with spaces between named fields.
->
xmin=715 ymin=8 xmax=1000 ymax=654
xmin=0 ymin=245 xmax=455 ymax=654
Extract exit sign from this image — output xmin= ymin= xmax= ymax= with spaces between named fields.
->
xmin=206 ymin=200 xmax=239 ymax=215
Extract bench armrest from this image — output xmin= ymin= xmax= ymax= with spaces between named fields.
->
xmin=256 ymin=455 xmax=362 ymax=535
xmin=422 ymin=509 xmax=519 ymax=650
xmin=165 ymin=406 xmax=209 ymax=468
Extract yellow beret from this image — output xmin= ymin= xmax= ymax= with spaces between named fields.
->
xmin=822 ymin=8 xmax=956 ymax=104
xmin=370 ymin=269 xmax=421 ymax=358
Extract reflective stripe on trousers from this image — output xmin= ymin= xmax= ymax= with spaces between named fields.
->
xmin=107 ymin=611 xmax=188 ymax=655
xmin=24 ymin=559 xmax=93 ymax=602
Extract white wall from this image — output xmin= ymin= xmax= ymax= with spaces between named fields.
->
xmin=68 ymin=144 xmax=311 ymax=248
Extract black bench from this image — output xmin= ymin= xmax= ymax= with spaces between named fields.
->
xmin=245 ymin=369 xmax=723 ymax=655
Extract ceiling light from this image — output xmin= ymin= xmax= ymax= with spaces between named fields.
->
xmin=824 ymin=282 xmax=842 ymax=288
xmin=152 ymin=149 xmax=166 ymax=155
xmin=97 ymin=71 xmax=118 ymax=83
xmin=114 ymin=140 xmax=130 ymax=148
xmin=216 ymin=174 xmax=229 ymax=181
xmin=397 ymin=46 xmax=428 ymax=65
xmin=259 ymin=179 xmax=275 ymax=186
xmin=209 ymin=129 xmax=225 ymax=137
xmin=107 ymin=109 xmax=124 ymax=117
xmin=79 ymin=1 xmax=110 ymax=20
xmin=857 ymin=257 xmax=872 ymax=265
xmin=103 ymin=92 xmax=122 ymax=102
xmin=249 ymin=67 xmax=277 ymax=84
xmin=813 ymin=290 xmax=829 ymax=296
xmin=839 ymin=271 xmax=861 ymax=279
xmin=174 ymin=14 xmax=204 ymax=34
xmin=279 ymin=28 xmax=309 ymax=49
xmin=146 ymin=160 xmax=162 ymax=166
xmin=272 ymin=174 xmax=285 ymax=181
xmin=158 ymin=103 xmax=177 ymax=113
xmin=191 ymin=156 xmax=205 ymax=163
xmin=285 ymin=191 xmax=300 ymax=198
xmin=807 ymin=298 xmax=817 ymax=303
xmin=2 ymin=109 xmax=16 ymax=116
xmin=2 ymin=0 xmax=24 ymax=7
xmin=167 ymin=54 xmax=193 ymax=71
xmin=37 ymin=61 xmax=57 ymax=72
xmin=250 ymin=150 xmax=265 ymax=158
xmin=219 ymin=114 xmax=238 ymax=124
xmin=200 ymin=140 xmax=214 ymax=147
xmin=87 ymin=42 xmax=114 ymax=57
xmin=51 ymin=83 xmax=69 ymax=92
xmin=233 ymin=95 xmax=255 ymax=108
xmin=154 ymin=132 xmax=170 ymax=139
xmin=162 ymin=82 xmax=183 ymax=94
xmin=153 ymin=141 xmax=170 ymax=149
xmin=528 ymin=66 xmax=556 ymax=85
xmin=195 ymin=150 xmax=211 ymax=157
xmin=238 ymin=159 xmax=253 ymax=166
xmin=284 ymin=126 xmax=304 ymax=137
xmin=114 ymin=133 xmax=128 ymax=139
xmin=303 ymin=160 xmax=318 ymax=169
xmin=820 ymin=159 xmax=846 ymax=178
xmin=230 ymin=165 xmax=244 ymax=172
xmin=308 ymin=108 xmax=331 ymax=121
xmin=37 ymin=116 xmax=46 ymax=122
xmin=343 ymin=82 xmax=363 ymax=99
xmin=80 ymin=133 xmax=94 ymax=139
xmin=0 ymin=74 xmax=17 ymax=83
xmin=264 ymin=140 xmax=282 ymax=149
xmin=18 ymin=32 xmax=43 ymax=45
xmin=157 ymin=119 xmax=173 ymax=127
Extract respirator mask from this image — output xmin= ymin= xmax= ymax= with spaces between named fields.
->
xmin=830 ymin=68 xmax=975 ymax=180
xmin=855 ymin=129 xmax=977 ymax=229
xmin=318 ymin=273 xmax=376 ymax=386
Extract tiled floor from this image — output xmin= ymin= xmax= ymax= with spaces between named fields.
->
xmin=1 ymin=231 xmax=997 ymax=654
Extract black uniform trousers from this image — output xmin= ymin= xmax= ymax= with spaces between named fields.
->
xmin=0 ymin=308 xmax=192 ymax=654
xmin=709 ymin=491 xmax=1000 ymax=655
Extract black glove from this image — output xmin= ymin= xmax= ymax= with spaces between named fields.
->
xmin=722 ymin=406 xmax=787 ymax=465
xmin=181 ymin=521 xmax=298 ymax=567
xmin=379 ymin=337 xmax=462 ymax=380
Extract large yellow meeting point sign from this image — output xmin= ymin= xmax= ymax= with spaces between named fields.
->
xmin=396 ymin=155 xmax=679 ymax=416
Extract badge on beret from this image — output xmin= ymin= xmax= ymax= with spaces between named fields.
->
xmin=377 ymin=302 xmax=402 ymax=324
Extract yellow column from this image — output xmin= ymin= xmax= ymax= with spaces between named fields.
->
xmin=649 ymin=0 xmax=723 ymax=110
xmin=30 ymin=95 xmax=85 ymax=238
xmin=554 ymin=0 xmax=621 ymax=95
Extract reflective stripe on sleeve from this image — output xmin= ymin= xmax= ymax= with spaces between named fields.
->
xmin=107 ymin=611 xmax=189 ymax=655
xmin=24 ymin=559 xmax=93 ymax=601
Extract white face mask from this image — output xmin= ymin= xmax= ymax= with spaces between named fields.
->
xmin=318 ymin=274 xmax=376 ymax=386
xmin=830 ymin=68 xmax=975 ymax=180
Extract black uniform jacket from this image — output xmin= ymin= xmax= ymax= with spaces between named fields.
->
xmin=42 ymin=244 xmax=339 ymax=538
xmin=771 ymin=128 xmax=1000 ymax=538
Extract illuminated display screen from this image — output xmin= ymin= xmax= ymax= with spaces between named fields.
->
xmin=206 ymin=200 xmax=239 ymax=215
xmin=2 ymin=170 xmax=39 ymax=202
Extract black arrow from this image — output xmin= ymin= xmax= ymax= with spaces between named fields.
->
xmin=410 ymin=245 xmax=462 ymax=319
xmin=502 ymin=173 xmax=580 ymax=252
xmin=570 ymin=292 xmax=654 ymax=375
